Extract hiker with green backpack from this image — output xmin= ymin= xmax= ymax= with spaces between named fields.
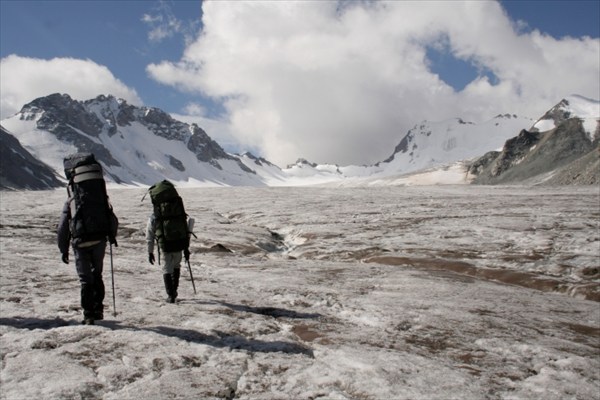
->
xmin=145 ymin=180 xmax=193 ymax=303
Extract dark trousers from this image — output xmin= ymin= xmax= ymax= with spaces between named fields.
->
xmin=74 ymin=241 xmax=106 ymax=318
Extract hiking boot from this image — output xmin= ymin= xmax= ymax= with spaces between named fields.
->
xmin=82 ymin=317 xmax=95 ymax=325
xmin=163 ymin=273 xmax=174 ymax=300
xmin=172 ymin=268 xmax=180 ymax=301
xmin=93 ymin=304 xmax=104 ymax=321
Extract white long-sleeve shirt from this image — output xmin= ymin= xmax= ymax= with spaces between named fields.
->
xmin=146 ymin=213 xmax=157 ymax=254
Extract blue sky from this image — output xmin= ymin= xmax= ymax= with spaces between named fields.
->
xmin=1 ymin=1 xmax=599 ymax=165
xmin=0 ymin=1 xmax=204 ymax=114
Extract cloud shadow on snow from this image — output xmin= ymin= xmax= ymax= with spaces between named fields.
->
xmin=0 ymin=316 xmax=314 ymax=358
xmin=147 ymin=325 xmax=314 ymax=357
xmin=215 ymin=301 xmax=322 ymax=320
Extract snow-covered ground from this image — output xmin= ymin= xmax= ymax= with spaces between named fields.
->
xmin=1 ymin=186 xmax=599 ymax=399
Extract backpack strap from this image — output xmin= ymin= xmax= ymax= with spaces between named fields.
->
xmin=141 ymin=188 xmax=150 ymax=202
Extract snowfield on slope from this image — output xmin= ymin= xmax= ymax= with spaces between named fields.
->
xmin=1 ymin=186 xmax=599 ymax=400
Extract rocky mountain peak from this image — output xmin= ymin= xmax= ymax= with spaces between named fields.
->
xmin=240 ymin=152 xmax=277 ymax=168
xmin=539 ymin=98 xmax=572 ymax=125
xmin=287 ymin=158 xmax=318 ymax=169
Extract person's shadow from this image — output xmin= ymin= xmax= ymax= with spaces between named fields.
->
xmin=0 ymin=317 xmax=74 ymax=330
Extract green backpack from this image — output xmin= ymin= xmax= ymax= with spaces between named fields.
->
xmin=148 ymin=180 xmax=189 ymax=252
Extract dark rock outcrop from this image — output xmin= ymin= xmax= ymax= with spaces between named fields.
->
xmin=470 ymin=119 xmax=598 ymax=185
xmin=0 ymin=126 xmax=63 ymax=190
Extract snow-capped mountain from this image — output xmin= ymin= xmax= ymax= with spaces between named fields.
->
xmin=469 ymin=95 xmax=599 ymax=185
xmin=376 ymin=114 xmax=535 ymax=174
xmin=288 ymin=95 xmax=599 ymax=186
xmin=281 ymin=114 xmax=536 ymax=183
xmin=1 ymin=93 xmax=597 ymax=189
xmin=1 ymin=94 xmax=286 ymax=187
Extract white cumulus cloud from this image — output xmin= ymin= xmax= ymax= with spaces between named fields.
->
xmin=147 ymin=0 xmax=600 ymax=167
xmin=0 ymin=55 xmax=142 ymax=119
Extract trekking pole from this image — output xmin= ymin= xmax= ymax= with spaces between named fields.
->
xmin=110 ymin=243 xmax=117 ymax=317
xmin=186 ymin=217 xmax=197 ymax=294
xmin=187 ymin=259 xmax=197 ymax=294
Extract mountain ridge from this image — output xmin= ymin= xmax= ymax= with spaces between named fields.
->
xmin=1 ymin=93 xmax=598 ymax=189
xmin=2 ymin=94 xmax=281 ymax=188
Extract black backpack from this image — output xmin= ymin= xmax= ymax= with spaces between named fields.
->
xmin=64 ymin=153 xmax=116 ymax=245
xmin=148 ymin=180 xmax=189 ymax=252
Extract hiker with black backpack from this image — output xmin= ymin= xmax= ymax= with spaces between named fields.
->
xmin=145 ymin=180 xmax=192 ymax=303
xmin=57 ymin=153 xmax=118 ymax=325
